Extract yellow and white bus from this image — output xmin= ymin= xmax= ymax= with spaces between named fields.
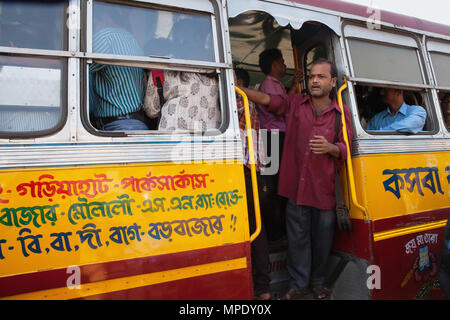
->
xmin=0 ymin=0 xmax=449 ymax=300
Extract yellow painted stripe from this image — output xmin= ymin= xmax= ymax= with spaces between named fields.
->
xmin=373 ymin=219 xmax=448 ymax=242
xmin=2 ymin=257 xmax=247 ymax=300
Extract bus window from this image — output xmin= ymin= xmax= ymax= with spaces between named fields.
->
xmin=0 ymin=56 xmax=65 ymax=133
xmin=0 ymin=1 xmax=67 ymax=137
xmin=89 ymin=65 xmax=221 ymax=133
xmin=427 ymin=41 xmax=450 ymax=132
xmin=354 ymin=85 xmax=435 ymax=134
xmin=0 ymin=1 xmax=65 ymax=51
xmin=92 ymin=1 xmax=214 ymax=61
xmin=347 ymin=39 xmax=424 ymax=85
xmin=430 ymin=52 xmax=450 ymax=88
xmin=143 ymin=70 xmax=220 ymax=132
xmin=87 ymin=1 xmax=222 ymax=134
xmin=344 ymin=25 xmax=439 ymax=135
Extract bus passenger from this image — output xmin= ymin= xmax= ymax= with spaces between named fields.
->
xmin=143 ymin=70 xmax=220 ymax=131
xmin=89 ymin=8 xmax=148 ymax=131
xmin=366 ymin=88 xmax=426 ymax=134
xmin=441 ymin=93 xmax=450 ymax=129
xmin=237 ymin=58 xmax=353 ymax=300
xmin=235 ymin=68 xmax=271 ymax=300
xmin=257 ymin=49 xmax=299 ymax=241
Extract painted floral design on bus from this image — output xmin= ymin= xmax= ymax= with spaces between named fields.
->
xmin=401 ymin=232 xmax=443 ymax=299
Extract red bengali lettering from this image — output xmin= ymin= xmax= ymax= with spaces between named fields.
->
xmin=121 ymin=171 xmax=210 ymax=193
xmin=15 ymin=174 xmax=113 ymax=199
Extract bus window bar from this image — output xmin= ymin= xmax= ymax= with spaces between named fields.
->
xmin=347 ymin=76 xmax=434 ymax=91
xmin=0 ymin=46 xmax=73 ymax=58
xmin=0 ymin=46 xmax=232 ymax=70
xmin=84 ymin=52 xmax=231 ymax=69
xmin=436 ymin=86 xmax=450 ymax=92
xmin=88 ymin=59 xmax=226 ymax=74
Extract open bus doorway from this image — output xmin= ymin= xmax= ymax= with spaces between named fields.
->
xmin=229 ymin=11 xmax=342 ymax=298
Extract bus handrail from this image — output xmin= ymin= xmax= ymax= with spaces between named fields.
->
xmin=337 ymin=77 xmax=369 ymax=221
xmin=235 ymin=86 xmax=262 ymax=242
xmin=292 ymin=46 xmax=302 ymax=93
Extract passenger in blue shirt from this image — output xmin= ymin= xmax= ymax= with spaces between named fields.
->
xmin=366 ymin=88 xmax=426 ymax=134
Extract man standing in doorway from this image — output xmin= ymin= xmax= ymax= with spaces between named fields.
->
xmin=237 ymin=58 xmax=353 ymax=300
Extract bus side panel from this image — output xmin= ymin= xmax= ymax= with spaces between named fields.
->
xmin=360 ymin=152 xmax=450 ymax=223
xmin=360 ymin=152 xmax=450 ymax=299
xmin=333 ymin=219 xmax=372 ymax=261
xmin=332 ymin=156 xmax=373 ymax=262
xmin=371 ymin=222 xmax=447 ymax=300
xmin=0 ymin=162 xmax=252 ymax=299
xmin=77 ymin=268 xmax=252 ymax=300
xmin=0 ymin=242 xmax=252 ymax=299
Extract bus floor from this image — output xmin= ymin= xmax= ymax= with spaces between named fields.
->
xmin=265 ymin=238 xmax=347 ymax=300
xmin=267 ymin=237 xmax=290 ymax=299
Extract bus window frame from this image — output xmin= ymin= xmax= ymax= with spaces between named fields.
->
xmin=344 ymin=29 xmax=427 ymax=85
xmin=82 ymin=0 xmax=232 ymax=138
xmin=342 ymin=21 xmax=439 ymax=136
xmin=426 ymin=39 xmax=450 ymax=91
xmin=425 ymin=38 xmax=450 ymax=134
xmin=436 ymin=90 xmax=450 ymax=134
xmin=0 ymin=1 xmax=70 ymax=139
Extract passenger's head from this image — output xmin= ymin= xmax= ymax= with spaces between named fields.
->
xmin=307 ymin=58 xmax=337 ymax=98
xmin=259 ymin=48 xmax=286 ymax=79
xmin=235 ymin=68 xmax=250 ymax=88
xmin=380 ymin=88 xmax=404 ymax=108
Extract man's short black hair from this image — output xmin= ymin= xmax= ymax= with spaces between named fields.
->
xmin=235 ymin=68 xmax=250 ymax=88
xmin=311 ymin=58 xmax=338 ymax=78
xmin=443 ymin=93 xmax=450 ymax=102
xmin=259 ymin=48 xmax=282 ymax=75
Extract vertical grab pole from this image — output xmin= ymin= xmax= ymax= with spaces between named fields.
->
xmin=336 ymin=77 xmax=368 ymax=221
xmin=235 ymin=86 xmax=262 ymax=242
xmin=292 ymin=46 xmax=302 ymax=93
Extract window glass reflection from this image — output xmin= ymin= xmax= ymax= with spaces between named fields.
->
xmin=93 ymin=1 xmax=214 ymax=61
xmin=0 ymin=0 xmax=66 ymax=50
xmin=0 ymin=55 xmax=63 ymax=133
xmin=348 ymin=39 xmax=423 ymax=84
xmin=430 ymin=52 xmax=450 ymax=88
